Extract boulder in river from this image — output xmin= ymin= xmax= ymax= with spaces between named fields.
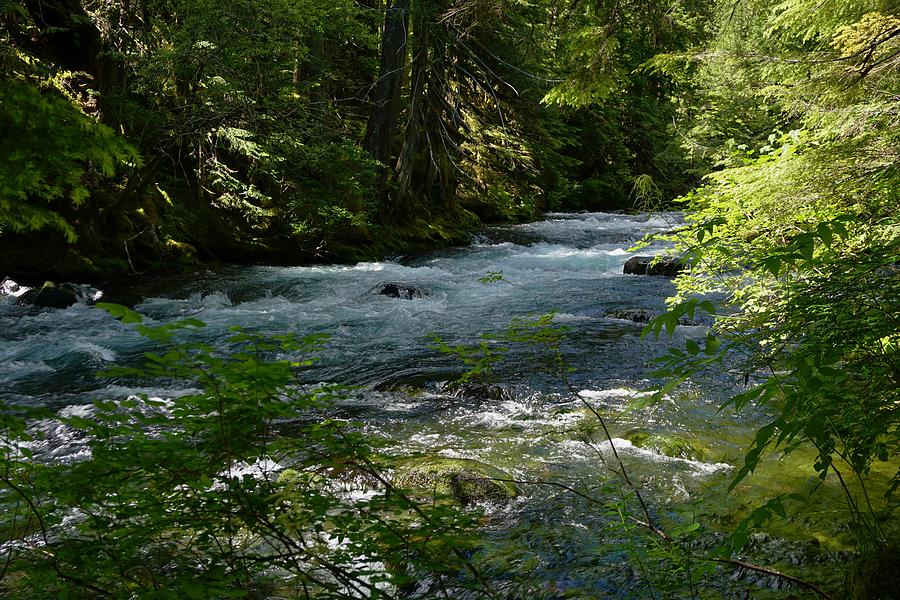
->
xmin=603 ymin=308 xmax=657 ymax=324
xmin=627 ymin=431 xmax=707 ymax=461
xmin=623 ymin=255 xmax=684 ymax=277
xmin=15 ymin=282 xmax=84 ymax=309
xmin=603 ymin=308 xmax=702 ymax=326
xmin=393 ymin=457 xmax=518 ymax=505
xmin=373 ymin=282 xmax=427 ymax=299
xmin=27 ymin=282 xmax=102 ymax=308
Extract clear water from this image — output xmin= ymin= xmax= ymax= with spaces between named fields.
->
xmin=0 ymin=212 xmax=855 ymax=596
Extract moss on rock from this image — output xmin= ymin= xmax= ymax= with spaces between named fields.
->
xmin=393 ymin=457 xmax=518 ymax=506
xmin=628 ymin=432 xmax=707 ymax=461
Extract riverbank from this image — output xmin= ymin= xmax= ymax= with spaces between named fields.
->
xmin=0 ymin=205 xmax=488 ymax=288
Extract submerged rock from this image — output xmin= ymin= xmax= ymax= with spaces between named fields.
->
xmin=446 ymin=381 xmax=511 ymax=402
xmin=277 ymin=463 xmax=383 ymax=494
xmin=603 ymin=307 xmax=702 ymax=326
xmin=623 ymin=255 xmax=684 ymax=277
xmin=627 ymin=431 xmax=707 ymax=461
xmin=393 ymin=457 xmax=518 ymax=505
xmin=373 ymin=282 xmax=427 ymax=299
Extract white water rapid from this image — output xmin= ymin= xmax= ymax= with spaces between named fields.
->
xmin=4 ymin=212 xmax=787 ymax=596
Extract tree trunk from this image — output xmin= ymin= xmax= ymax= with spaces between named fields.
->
xmin=363 ymin=0 xmax=410 ymax=167
xmin=394 ymin=12 xmax=430 ymax=214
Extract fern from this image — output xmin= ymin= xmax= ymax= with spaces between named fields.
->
xmin=0 ymin=80 xmax=139 ymax=242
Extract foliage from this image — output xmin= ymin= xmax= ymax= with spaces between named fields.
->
xmin=0 ymin=306 xmax=493 ymax=598
xmin=0 ymin=0 xmax=720 ymax=271
xmin=0 ymin=80 xmax=138 ymax=241
xmin=137 ymin=0 xmax=380 ymax=257
xmin=538 ymin=0 xmax=712 ymax=207
xmin=644 ymin=0 xmax=900 ymax=559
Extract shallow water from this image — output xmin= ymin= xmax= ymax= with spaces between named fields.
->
xmin=1 ymin=212 xmax=861 ymax=596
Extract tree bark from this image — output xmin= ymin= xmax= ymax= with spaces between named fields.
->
xmin=363 ymin=0 xmax=410 ymax=167
xmin=394 ymin=12 xmax=429 ymax=212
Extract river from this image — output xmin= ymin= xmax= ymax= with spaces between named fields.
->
xmin=0 ymin=212 xmax=843 ymax=597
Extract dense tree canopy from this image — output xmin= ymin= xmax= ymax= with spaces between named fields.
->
xmin=1 ymin=0 xmax=712 ymax=275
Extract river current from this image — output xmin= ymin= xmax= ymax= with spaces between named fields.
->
xmin=1 ymin=212 xmax=835 ymax=597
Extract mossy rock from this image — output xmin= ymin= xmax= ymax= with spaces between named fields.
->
xmin=163 ymin=238 xmax=197 ymax=259
xmin=393 ymin=457 xmax=518 ymax=506
xmin=628 ymin=432 xmax=707 ymax=461
xmin=277 ymin=468 xmax=325 ymax=489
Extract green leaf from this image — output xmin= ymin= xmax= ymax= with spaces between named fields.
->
xmin=832 ymin=220 xmax=848 ymax=238
xmin=798 ymin=238 xmax=814 ymax=262
xmin=697 ymin=300 xmax=716 ymax=314
xmin=703 ymin=334 xmax=722 ymax=355
xmin=760 ymin=256 xmax=781 ymax=277
xmin=816 ymin=223 xmax=832 ymax=246
xmin=96 ymin=302 xmax=143 ymax=324
xmin=671 ymin=522 xmax=700 ymax=538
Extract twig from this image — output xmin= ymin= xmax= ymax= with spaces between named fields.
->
xmin=709 ymin=558 xmax=835 ymax=600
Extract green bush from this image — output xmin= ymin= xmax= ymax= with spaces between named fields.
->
xmin=0 ymin=305 xmax=489 ymax=598
xmin=0 ymin=80 xmax=138 ymax=242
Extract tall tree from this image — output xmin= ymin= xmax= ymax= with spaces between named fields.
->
xmin=364 ymin=0 xmax=410 ymax=172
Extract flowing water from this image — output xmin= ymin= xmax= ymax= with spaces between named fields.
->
xmin=1 ymin=212 xmax=854 ymax=597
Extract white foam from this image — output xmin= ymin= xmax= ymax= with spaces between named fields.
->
xmin=457 ymin=398 xmax=587 ymax=431
xmin=552 ymin=313 xmax=595 ymax=322
xmin=72 ymin=341 xmax=116 ymax=362
xmin=0 ymin=278 xmax=31 ymax=298
xmin=217 ymin=458 xmax=282 ymax=485
xmin=578 ymin=388 xmax=654 ymax=401
xmin=588 ymin=437 xmax=732 ymax=476
xmin=57 ymin=404 xmax=96 ymax=419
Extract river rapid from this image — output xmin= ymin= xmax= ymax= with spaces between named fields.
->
xmin=1 ymin=212 xmax=844 ymax=597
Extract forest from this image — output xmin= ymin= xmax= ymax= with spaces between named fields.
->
xmin=1 ymin=0 xmax=898 ymax=598
xmin=2 ymin=0 xmax=709 ymax=274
